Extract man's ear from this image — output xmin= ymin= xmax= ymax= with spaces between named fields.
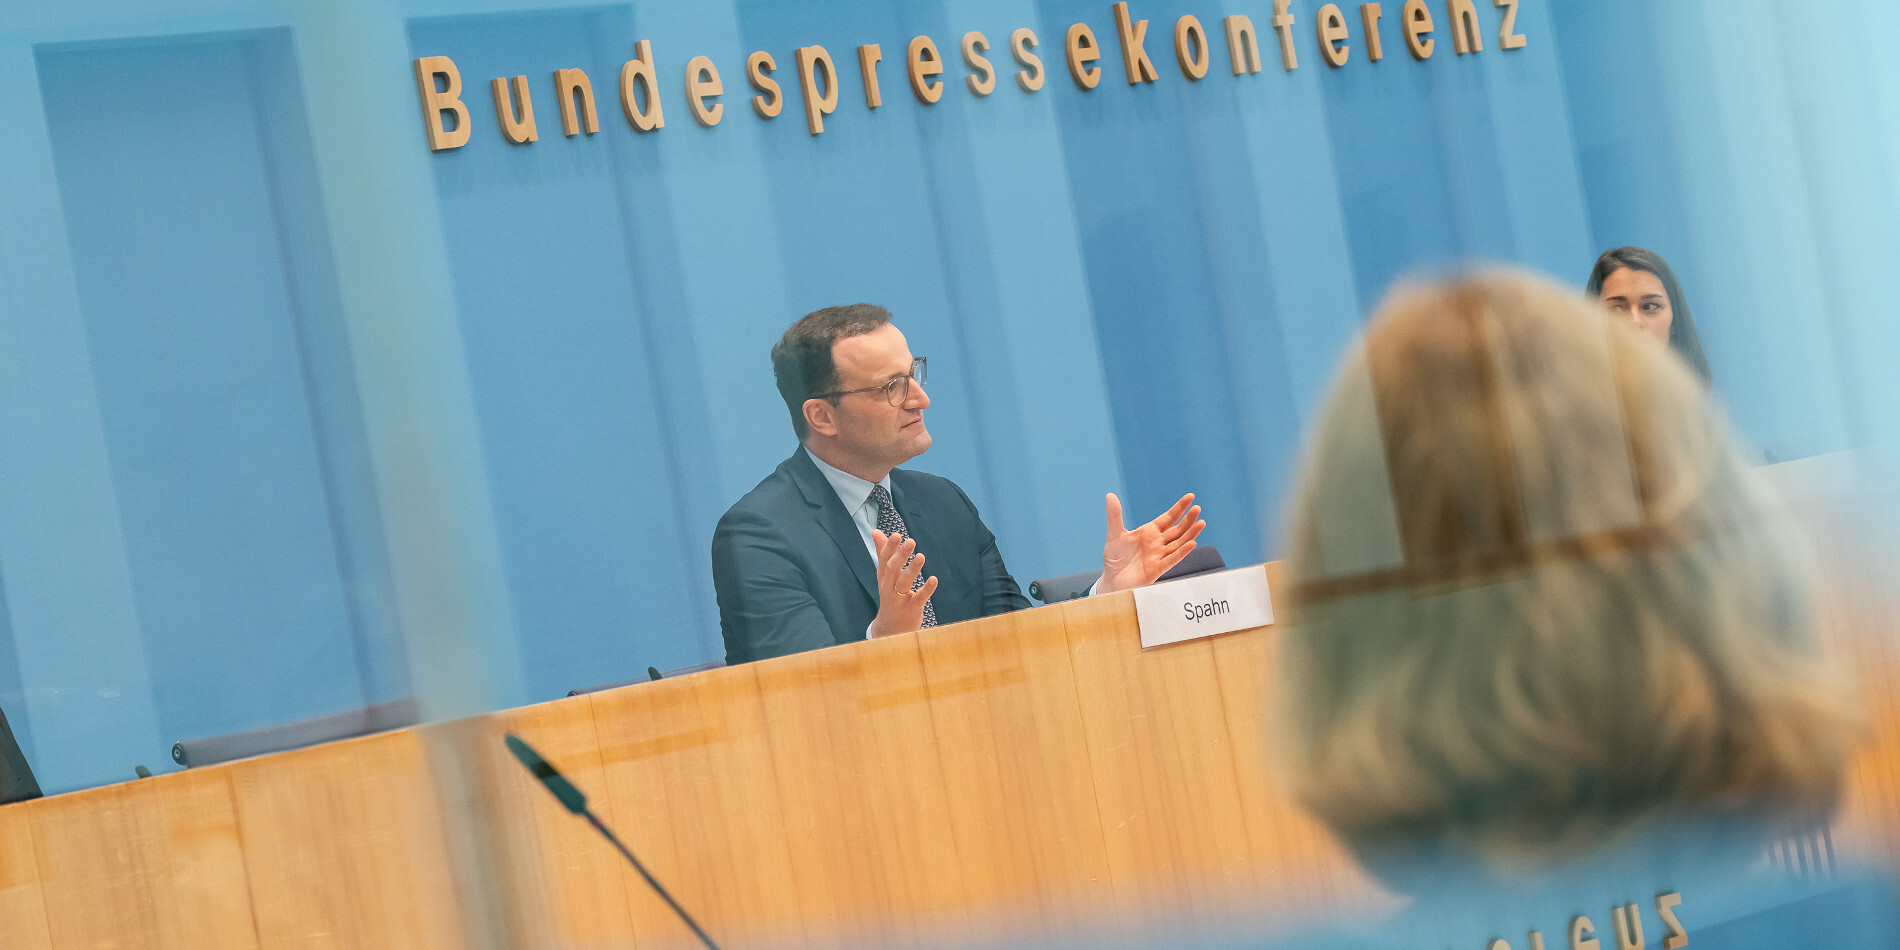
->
xmin=803 ymin=398 xmax=839 ymax=437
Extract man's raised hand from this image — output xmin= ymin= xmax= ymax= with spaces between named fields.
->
xmin=868 ymin=528 xmax=938 ymax=638
xmin=1097 ymin=492 xmax=1205 ymax=595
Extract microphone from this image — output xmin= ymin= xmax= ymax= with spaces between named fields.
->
xmin=504 ymin=734 xmax=585 ymax=814
xmin=134 ymin=765 xmax=152 ymax=779
xmin=503 ymin=734 xmax=721 ymax=950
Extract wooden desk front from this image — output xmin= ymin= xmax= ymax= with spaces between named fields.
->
xmin=0 ymin=563 xmax=1385 ymax=949
xmin=4 ymin=545 xmax=1897 ymax=949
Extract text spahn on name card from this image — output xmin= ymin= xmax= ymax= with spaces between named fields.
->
xmin=1131 ymin=564 xmax=1273 ymax=649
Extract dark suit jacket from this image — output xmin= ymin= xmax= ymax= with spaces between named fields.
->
xmin=712 ymin=449 xmax=1031 ymax=664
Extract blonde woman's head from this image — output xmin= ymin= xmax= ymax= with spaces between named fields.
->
xmin=1273 ymin=270 xmax=1857 ymax=878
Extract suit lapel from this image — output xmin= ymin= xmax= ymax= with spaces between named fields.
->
xmin=890 ymin=473 xmax=954 ymax=597
xmin=787 ymin=450 xmax=877 ymax=604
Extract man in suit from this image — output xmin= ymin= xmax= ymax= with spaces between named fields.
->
xmin=712 ymin=303 xmax=1205 ymax=664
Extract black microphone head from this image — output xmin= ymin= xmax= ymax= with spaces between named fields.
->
xmin=504 ymin=733 xmax=588 ymax=814
xmin=134 ymin=765 xmax=152 ymax=779
xmin=647 ymin=666 xmax=663 ymax=681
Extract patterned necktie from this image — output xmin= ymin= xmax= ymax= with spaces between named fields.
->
xmin=868 ymin=484 xmax=936 ymax=628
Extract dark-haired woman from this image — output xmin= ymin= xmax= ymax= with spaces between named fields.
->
xmin=1586 ymin=245 xmax=1713 ymax=384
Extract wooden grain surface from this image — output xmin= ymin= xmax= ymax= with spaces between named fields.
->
xmin=4 ymin=492 xmax=1896 ymax=948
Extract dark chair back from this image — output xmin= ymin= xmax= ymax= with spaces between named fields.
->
xmin=566 ymin=659 xmax=727 ymax=697
xmin=0 ymin=706 xmax=41 ymax=804
xmin=1027 ymin=545 xmax=1226 ymax=604
xmin=171 ymin=697 xmax=420 ymax=768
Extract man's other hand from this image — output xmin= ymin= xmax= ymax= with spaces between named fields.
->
xmin=1096 ymin=492 xmax=1205 ymax=595
xmin=868 ymin=528 xmax=938 ymax=637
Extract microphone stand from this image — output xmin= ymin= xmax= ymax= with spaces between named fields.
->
xmin=582 ymin=809 xmax=722 ymax=950
xmin=505 ymin=734 xmax=722 ymax=950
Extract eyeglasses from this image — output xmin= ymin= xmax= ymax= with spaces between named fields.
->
xmin=812 ymin=357 xmax=927 ymax=407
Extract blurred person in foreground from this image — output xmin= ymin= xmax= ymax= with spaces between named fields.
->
xmin=1587 ymin=246 xmax=1713 ymax=384
xmin=1266 ymin=271 xmax=1888 ymax=948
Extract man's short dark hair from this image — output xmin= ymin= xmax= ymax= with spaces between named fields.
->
xmin=771 ymin=303 xmax=893 ymax=440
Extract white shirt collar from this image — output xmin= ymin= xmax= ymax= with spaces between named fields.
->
xmin=803 ymin=446 xmax=891 ymax=514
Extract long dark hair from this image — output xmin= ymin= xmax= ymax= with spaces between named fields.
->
xmin=1585 ymin=246 xmax=1712 ymax=384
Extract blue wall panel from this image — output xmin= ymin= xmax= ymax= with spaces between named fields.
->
xmin=411 ymin=8 xmax=721 ymax=692
xmin=35 ymin=31 xmax=397 ymax=767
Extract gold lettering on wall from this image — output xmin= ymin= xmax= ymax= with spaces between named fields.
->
xmin=1223 ymin=15 xmax=1262 ymax=74
xmin=553 ymin=67 xmax=599 ymax=136
xmin=963 ymin=32 xmax=997 ymax=95
xmin=908 ymin=35 xmax=945 ymax=103
xmin=1610 ymin=904 xmax=1643 ymax=950
xmin=747 ymin=51 xmax=783 ymax=118
xmin=619 ymin=40 xmax=665 ymax=131
xmin=685 ymin=55 xmax=724 ymax=127
xmin=795 ymin=45 xmax=839 ymax=134
xmin=1570 ymin=915 xmax=1600 ymax=950
xmin=1655 ymin=893 xmax=1687 ymax=950
xmin=1447 ymin=0 xmax=1483 ymax=53
xmin=1489 ymin=940 xmax=1512 ymax=950
xmin=1011 ymin=28 xmax=1045 ymax=91
xmin=1113 ymin=2 xmax=1160 ymax=84
xmin=1362 ymin=3 xmax=1385 ymax=60
xmin=858 ymin=44 xmax=884 ymax=108
xmin=413 ymin=56 xmax=471 ymax=151
xmin=490 ymin=75 xmax=537 ymax=143
xmin=1495 ymin=0 xmax=1527 ymax=49
xmin=410 ymin=1 xmax=1534 ymax=152
xmin=1402 ymin=0 xmax=1435 ymax=59
xmin=1271 ymin=0 xmax=1299 ymax=69
xmin=1174 ymin=15 xmax=1210 ymax=79
xmin=1316 ymin=4 xmax=1350 ymax=66
xmin=1066 ymin=23 xmax=1102 ymax=89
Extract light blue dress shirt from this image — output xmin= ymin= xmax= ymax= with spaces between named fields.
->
xmin=803 ymin=446 xmax=890 ymax=563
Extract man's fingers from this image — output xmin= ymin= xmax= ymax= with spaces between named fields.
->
xmin=898 ymin=552 xmax=926 ymax=591
xmin=1181 ymin=518 xmax=1207 ymax=546
xmin=880 ymin=536 xmax=916 ymax=579
xmin=1105 ymin=492 xmax=1126 ymax=540
xmin=1159 ymin=505 xmax=1203 ymax=542
xmin=1156 ymin=539 xmax=1198 ymax=574
xmin=1149 ymin=493 xmax=1194 ymax=529
xmin=916 ymin=574 xmax=939 ymax=601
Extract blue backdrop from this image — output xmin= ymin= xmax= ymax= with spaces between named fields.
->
xmin=0 ymin=0 xmax=1894 ymax=793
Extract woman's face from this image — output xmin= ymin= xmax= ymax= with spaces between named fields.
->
xmin=1600 ymin=267 xmax=1673 ymax=344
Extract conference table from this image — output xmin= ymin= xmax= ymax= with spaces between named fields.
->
xmin=5 ymin=529 xmax=1900 ymax=947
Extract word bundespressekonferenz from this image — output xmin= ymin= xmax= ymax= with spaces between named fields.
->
xmin=412 ymin=0 xmax=1529 ymax=150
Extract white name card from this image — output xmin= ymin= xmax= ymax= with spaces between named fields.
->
xmin=1131 ymin=565 xmax=1275 ymax=649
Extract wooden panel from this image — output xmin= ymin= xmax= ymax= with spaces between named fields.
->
xmin=28 ymin=784 xmax=154 ymax=949
xmin=747 ymin=631 xmax=974 ymax=946
xmin=120 ymin=769 xmax=258 ymax=949
xmin=913 ymin=603 xmax=1116 ymax=944
xmin=442 ymin=697 xmax=643 ymax=950
xmin=1062 ymin=588 xmax=1276 ymax=928
xmin=228 ymin=729 xmax=470 ymax=950
xmin=1205 ymin=564 xmax=1392 ymax=919
xmin=590 ymin=662 xmax=811 ymax=950
xmin=0 ymin=800 xmax=53 ymax=950
xmin=27 ymin=769 xmax=254 ymax=950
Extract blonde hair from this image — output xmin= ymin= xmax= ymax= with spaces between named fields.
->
xmin=1273 ymin=271 xmax=1858 ymax=869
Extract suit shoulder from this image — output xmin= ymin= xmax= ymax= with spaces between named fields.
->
xmin=891 ymin=467 xmax=978 ymax=510
xmin=717 ymin=460 xmax=805 ymax=530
